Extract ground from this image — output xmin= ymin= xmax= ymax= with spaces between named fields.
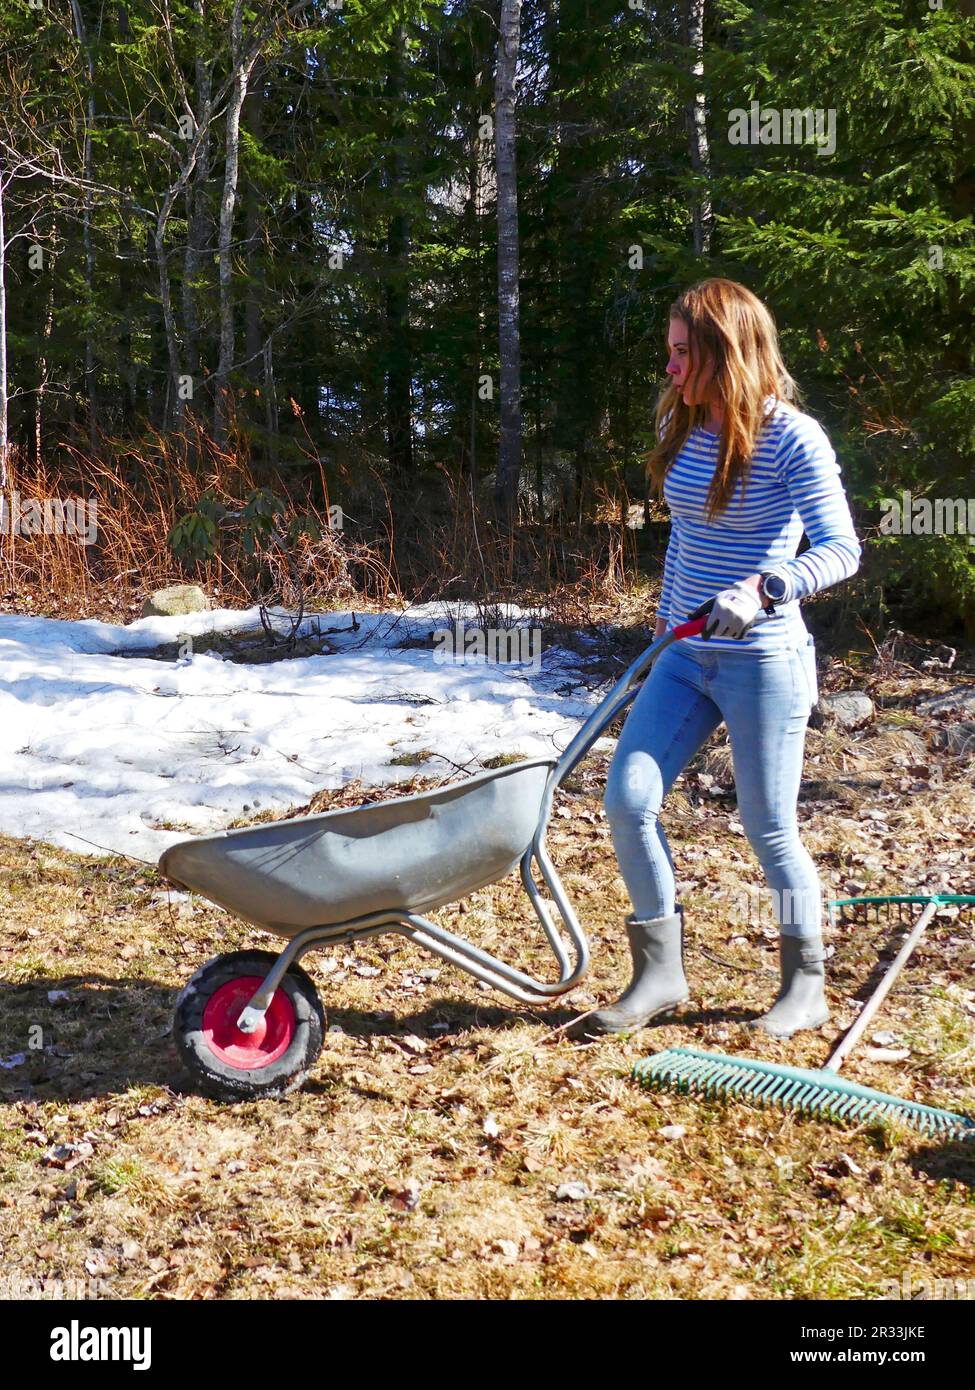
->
xmin=1 ymin=636 xmax=974 ymax=1300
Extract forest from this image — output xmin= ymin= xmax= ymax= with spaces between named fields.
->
xmin=0 ymin=0 xmax=972 ymax=631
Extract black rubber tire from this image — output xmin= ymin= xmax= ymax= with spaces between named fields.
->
xmin=174 ymin=950 xmax=325 ymax=1101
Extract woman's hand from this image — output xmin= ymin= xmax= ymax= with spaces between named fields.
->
xmin=740 ymin=573 xmax=770 ymax=607
xmin=701 ymin=579 xmax=763 ymax=640
xmin=654 ymin=617 xmax=668 ymax=639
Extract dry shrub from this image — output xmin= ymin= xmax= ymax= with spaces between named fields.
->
xmin=0 ymin=415 xmax=397 ymax=619
xmin=3 ymin=422 xmax=655 ymax=634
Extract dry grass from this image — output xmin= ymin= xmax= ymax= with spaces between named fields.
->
xmin=1 ymin=660 xmax=975 ymax=1300
xmin=0 ymin=420 xmax=396 ymax=625
xmin=0 ymin=420 xmax=647 ymax=632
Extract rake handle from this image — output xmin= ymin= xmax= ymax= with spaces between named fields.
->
xmin=824 ymin=898 xmax=940 ymax=1074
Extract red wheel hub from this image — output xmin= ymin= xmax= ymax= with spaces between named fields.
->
xmin=201 ymin=975 xmax=296 ymax=1069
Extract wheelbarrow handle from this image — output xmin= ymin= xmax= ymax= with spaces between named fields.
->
xmin=547 ymin=592 xmax=767 ymax=791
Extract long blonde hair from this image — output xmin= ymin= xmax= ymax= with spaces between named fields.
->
xmin=646 ymin=278 xmax=802 ymax=520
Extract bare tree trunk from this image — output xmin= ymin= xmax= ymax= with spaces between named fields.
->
xmin=263 ymin=338 xmax=278 ymax=462
xmin=384 ymin=22 xmax=413 ymax=477
xmin=183 ymin=0 xmax=213 ymax=403
xmin=214 ymin=0 xmax=258 ymax=446
xmin=117 ymin=217 xmax=138 ymax=426
xmin=70 ymin=0 xmax=99 ymax=455
xmin=493 ymin=0 xmax=523 ymax=527
xmin=35 ymin=220 xmax=56 ymax=466
xmin=682 ymin=0 xmax=712 ymax=256
xmin=153 ymin=202 xmax=183 ymax=424
xmin=0 ymin=167 xmax=8 ymax=492
xmin=466 ymin=113 xmax=482 ymax=492
xmin=243 ymin=85 xmax=264 ymax=384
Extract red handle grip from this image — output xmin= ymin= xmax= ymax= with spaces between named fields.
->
xmin=671 ymin=614 xmax=708 ymax=640
xmin=671 ymin=597 xmax=715 ymax=641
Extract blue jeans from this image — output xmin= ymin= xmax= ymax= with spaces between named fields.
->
xmin=604 ymin=634 xmax=821 ymax=938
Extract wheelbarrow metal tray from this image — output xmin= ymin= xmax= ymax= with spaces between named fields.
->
xmin=158 ymin=757 xmax=556 ymax=936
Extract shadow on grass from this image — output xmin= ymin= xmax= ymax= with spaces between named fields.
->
xmin=321 ymin=997 xmax=580 ymax=1035
xmin=909 ymin=1142 xmax=975 ymax=1190
xmin=0 ymin=972 xmax=178 ymax=1104
xmin=0 ymin=976 xmax=581 ymax=1104
xmin=664 ymin=1005 xmax=759 ymax=1028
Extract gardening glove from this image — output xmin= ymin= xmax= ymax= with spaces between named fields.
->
xmin=701 ymin=581 xmax=762 ymax=641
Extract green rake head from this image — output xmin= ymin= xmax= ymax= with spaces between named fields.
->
xmin=633 ymin=1049 xmax=975 ymax=1140
xmin=633 ymin=894 xmax=975 ymax=1139
xmin=827 ymin=893 xmax=975 ymax=926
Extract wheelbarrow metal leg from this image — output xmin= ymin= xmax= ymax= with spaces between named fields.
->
xmin=394 ymin=921 xmax=570 ymax=1006
xmin=234 ymin=915 xmax=414 ymax=1032
xmin=394 ymin=902 xmax=586 ymax=1004
xmin=520 ymin=837 xmax=590 ymax=984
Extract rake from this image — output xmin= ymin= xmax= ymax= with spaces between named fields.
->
xmin=634 ymin=894 xmax=975 ymax=1139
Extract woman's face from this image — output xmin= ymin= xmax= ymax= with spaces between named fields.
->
xmin=666 ymin=316 xmax=714 ymax=407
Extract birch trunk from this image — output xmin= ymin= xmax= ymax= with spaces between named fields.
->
xmin=682 ymin=0 xmax=712 ymax=256
xmin=493 ymin=0 xmax=523 ymax=526
xmin=466 ymin=113 xmax=481 ymax=488
xmin=0 ymin=168 xmax=8 ymax=492
xmin=153 ymin=199 xmax=182 ymax=425
xmin=384 ymin=22 xmax=413 ymax=476
xmin=70 ymin=0 xmax=99 ymax=454
xmin=35 ymin=220 xmax=57 ymax=465
xmin=183 ymin=0 xmax=213 ymax=399
xmin=214 ymin=0 xmax=256 ymax=445
xmin=243 ymin=85 xmax=263 ymax=384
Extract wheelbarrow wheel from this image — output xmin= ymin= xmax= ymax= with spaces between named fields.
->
xmin=174 ymin=950 xmax=325 ymax=1101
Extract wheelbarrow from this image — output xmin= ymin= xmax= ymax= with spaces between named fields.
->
xmin=161 ymin=603 xmax=716 ymax=1098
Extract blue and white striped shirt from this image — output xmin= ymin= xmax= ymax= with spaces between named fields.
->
xmin=657 ymin=398 xmax=861 ymax=650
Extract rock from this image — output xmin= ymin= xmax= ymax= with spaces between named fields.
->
xmin=592 ymin=737 xmax=618 ymax=754
xmin=555 ymin=1181 xmax=591 ymax=1202
xmin=141 ymin=584 xmax=209 ymax=618
xmin=811 ymin=691 xmax=875 ymax=731
xmin=917 ymin=686 xmax=975 ymax=717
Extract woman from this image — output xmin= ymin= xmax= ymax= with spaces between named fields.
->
xmin=573 ymin=277 xmax=861 ymax=1040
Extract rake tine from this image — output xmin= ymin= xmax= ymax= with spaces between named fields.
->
xmin=834 ymin=1093 xmax=860 ymax=1119
xmin=764 ymin=1076 xmax=792 ymax=1105
xmin=763 ymin=1074 xmax=792 ymax=1105
xmin=779 ymin=1078 xmax=806 ymax=1107
xmin=678 ymin=1059 xmax=711 ymax=1090
xmin=793 ymin=1083 xmax=817 ymax=1112
xmin=707 ymin=1068 xmax=734 ymax=1099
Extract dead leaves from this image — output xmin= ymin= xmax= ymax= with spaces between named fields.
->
xmin=41 ymin=1139 xmax=95 ymax=1171
xmin=387 ymin=1179 xmax=421 ymax=1213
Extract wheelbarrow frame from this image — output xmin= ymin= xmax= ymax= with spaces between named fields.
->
xmin=163 ymin=613 xmax=708 ymax=1040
